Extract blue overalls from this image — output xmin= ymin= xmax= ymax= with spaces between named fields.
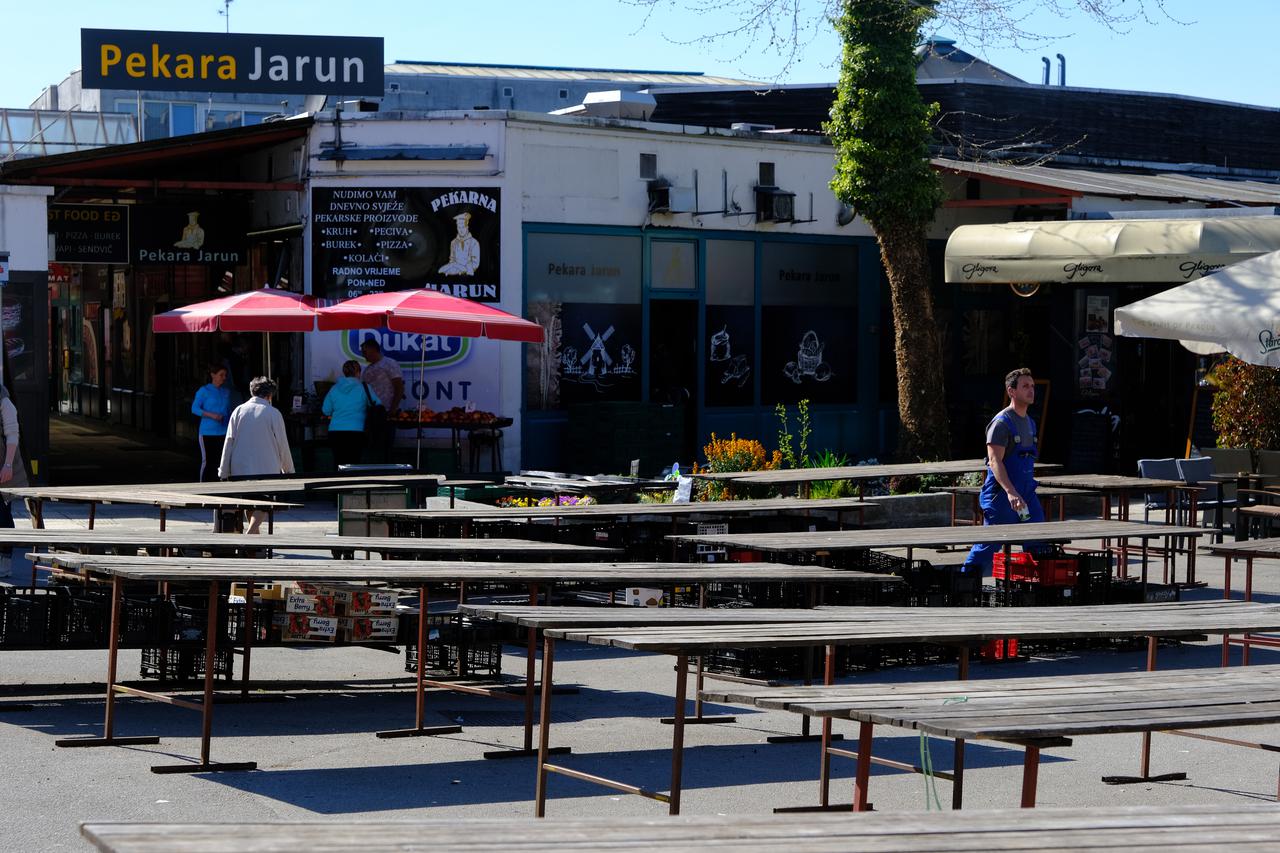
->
xmin=963 ymin=410 xmax=1044 ymax=573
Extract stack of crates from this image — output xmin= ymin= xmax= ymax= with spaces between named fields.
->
xmin=401 ymin=612 xmax=504 ymax=679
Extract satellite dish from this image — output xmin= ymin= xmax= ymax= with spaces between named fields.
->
xmin=302 ymin=94 xmax=328 ymax=114
xmin=836 ymin=203 xmax=857 ymax=227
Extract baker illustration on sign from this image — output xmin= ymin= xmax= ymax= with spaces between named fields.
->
xmin=174 ymin=211 xmax=205 ymax=250
xmin=438 ymin=212 xmax=480 ymax=276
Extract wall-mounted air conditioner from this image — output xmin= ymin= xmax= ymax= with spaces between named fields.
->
xmin=755 ymin=186 xmax=796 ymax=222
xmin=648 ymin=180 xmax=696 ymax=213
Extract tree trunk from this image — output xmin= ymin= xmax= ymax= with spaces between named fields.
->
xmin=876 ymin=222 xmax=950 ymax=461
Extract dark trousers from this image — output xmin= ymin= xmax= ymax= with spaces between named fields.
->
xmin=0 ymin=498 xmax=11 ymax=558
xmin=199 ymin=434 xmax=225 ymax=483
xmin=330 ymin=430 xmax=366 ymax=467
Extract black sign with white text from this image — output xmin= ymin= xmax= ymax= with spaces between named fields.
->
xmin=48 ymin=204 xmax=129 ymax=264
xmin=312 ymin=187 xmax=502 ymax=303
xmin=130 ymin=204 xmax=247 ymax=266
xmin=81 ymin=29 xmax=383 ymax=95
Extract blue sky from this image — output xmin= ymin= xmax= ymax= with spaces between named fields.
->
xmin=4 ymin=0 xmax=1276 ymax=109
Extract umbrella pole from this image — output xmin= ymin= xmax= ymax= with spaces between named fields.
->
xmin=416 ymin=335 xmax=426 ymax=471
xmin=265 ymin=331 xmax=272 ymax=379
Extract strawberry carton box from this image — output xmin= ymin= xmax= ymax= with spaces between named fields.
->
xmin=339 ymin=615 xmax=400 ymax=643
xmin=274 ymin=612 xmax=338 ymax=643
xmin=330 ymin=585 xmax=399 ymax=615
xmin=284 ymin=581 xmax=339 ymax=615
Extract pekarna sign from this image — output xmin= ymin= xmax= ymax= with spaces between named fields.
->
xmin=81 ymin=29 xmax=384 ymax=96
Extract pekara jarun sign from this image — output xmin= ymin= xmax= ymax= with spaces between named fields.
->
xmin=81 ymin=29 xmax=384 ymax=95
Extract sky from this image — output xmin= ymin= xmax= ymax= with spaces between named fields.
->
xmin=2 ymin=0 xmax=1276 ymax=109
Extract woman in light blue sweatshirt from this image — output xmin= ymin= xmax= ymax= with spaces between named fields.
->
xmin=322 ymin=360 xmax=380 ymax=467
xmin=192 ymin=364 xmax=234 ymax=482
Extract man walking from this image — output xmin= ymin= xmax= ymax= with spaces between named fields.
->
xmin=963 ymin=367 xmax=1043 ymax=573
xmin=360 ymin=337 xmax=404 ymax=463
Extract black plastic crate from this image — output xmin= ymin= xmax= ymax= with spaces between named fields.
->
xmin=0 ymin=588 xmax=56 ymax=648
xmin=226 ymin=600 xmax=277 ymax=645
xmin=54 ymin=588 xmax=111 ymax=648
xmin=404 ymin=640 xmax=503 ymax=677
xmin=139 ymin=646 xmax=234 ymax=682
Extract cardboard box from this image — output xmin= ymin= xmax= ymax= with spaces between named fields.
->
xmin=275 ymin=613 xmax=338 ymax=642
xmin=339 ymin=615 xmax=399 ymax=643
xmin=624 ymin=587 xmax=664 ymax=607
xmin=231 ymin=582 xmax=286 ymax=601
xmin=331 ymin=587 xmax=399 ymax=614
xmin=285 ymin=592 xmax=338 ymax=615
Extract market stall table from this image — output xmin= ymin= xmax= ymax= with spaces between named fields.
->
xmin=1203 ymin=536 xmax=1280 ymax=665
xmin=929 ymin=485 xmax=1085 ymax=526
xmin=465 ymin=600 xmax=1280 ymax=815
xmin=80 ymin=803 xmax=1280 ymax=853
xmin=694 ymin=459 xmax=1060 ymax=499
xmin=46 ymin=557 xmax=882 ymax=771
xmin=503 ymin=473 xmax=677 ymax=500
xmin=705 ymin=664 xmax=1280 ymax=810
xmin=0 ymin=487 xmax=299 ymax=532
xmin=671 ymin=519 xmax=1206 ymax=586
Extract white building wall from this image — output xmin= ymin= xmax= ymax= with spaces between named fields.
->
xmin=302 ymin=110 xmax=868 ymax=470
xmin=0 ymin=185 xmax=54 ymax=271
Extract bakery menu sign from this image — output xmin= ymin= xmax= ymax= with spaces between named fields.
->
xmin=312 ymin=187 xmax=501 ymax=303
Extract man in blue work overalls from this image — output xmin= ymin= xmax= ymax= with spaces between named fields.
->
xmin=963 ymin=368 xmax=1042 ymax=573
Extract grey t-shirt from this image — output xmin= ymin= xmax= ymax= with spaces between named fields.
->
xmin=985 ymin=408 xmax=1036 ymax=456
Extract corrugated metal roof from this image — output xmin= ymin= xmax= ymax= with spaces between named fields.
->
xmin=386 ymin=62 xmax=758 ymax=86
xmin=934 ymin=157 xmax=1280 ymax=205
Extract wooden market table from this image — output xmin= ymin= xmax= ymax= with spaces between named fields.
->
xmin=694 ymin=459 xmax=1060 ymax=499
xmin=80 ymin=803 xmax=1280 ymax=853
xmin=1035 ymin=474 xmax=1188 ymax=524
xmin=929 ymin=484 xmax=1085 ymax=525
xmin=705 ymin=664 xmax=1280 ymax=811
xmin=351 ymin=496 xmax=872 ymax=549
xmin=44 ymin=557 xmax=884 ymax=771
xmin=1203 ymin=537 xmax=1280 ymax=665
xmin=671 ymin=518 xmax=1207 ymax=585
xmin=459 ymin=600 xmax=1280 ymax=816
xmin=0 ymin=487 xmax=300 ymax=532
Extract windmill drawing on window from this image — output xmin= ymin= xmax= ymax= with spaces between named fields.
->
xmin=564 ymin=321 xmax=633 ymax=390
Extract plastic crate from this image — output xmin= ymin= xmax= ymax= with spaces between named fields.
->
xmin=0 ymin=588 xmax=56 ymax=648
xmin=139 ymin=646 xmax=234 ymax=682
xmin=980 ymin=638 xmax=1020 ymax=660
xmin=54 ymin=589 xmax=111 ymax=648
xmin=994 ymin=552 xmax=1078 ymax=587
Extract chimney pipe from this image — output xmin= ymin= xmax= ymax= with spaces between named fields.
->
xmin=1056 ymin=53 xmax=1066 ymax=86
xmin=1041 ymin=57 xmax=1051 ymax=86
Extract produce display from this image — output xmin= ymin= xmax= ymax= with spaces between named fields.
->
xmin=387 ymin=406 xmax=504 ymax=426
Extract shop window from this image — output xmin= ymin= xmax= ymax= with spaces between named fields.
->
xmin=650 ymin=241 xmax=695 ymax=290
xmin=142 ymin=101 xmax=169 ymax=140
xmin=760 ymin=241 xmax=858 ymax=405
xmin=525 ymin=232 xmax=642 ymax=410
xmin=705 ymin=240 xmax=755 ymax=408
xmin=205 ymin=108 xmax=244 ymax=132
xmin=170 ymin=103 xmax=196 ymax=136
xmin=243 ymin=111 xmax=274 ymax=126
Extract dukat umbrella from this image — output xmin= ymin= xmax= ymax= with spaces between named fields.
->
xmin=152 ymin=286 xmax=319 ymax=378
xmin=315 ymin=288 xmax=545 ymax=469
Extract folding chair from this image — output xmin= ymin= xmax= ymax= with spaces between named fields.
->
xmin=1176 ymin=456 xmax=1236 ymax=543
xmin=1137 ymin=458 xmax=1180 ymax=523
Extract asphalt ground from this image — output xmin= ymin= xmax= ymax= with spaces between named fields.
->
xmin=3 ymin=500 xmax=1279 ymax=851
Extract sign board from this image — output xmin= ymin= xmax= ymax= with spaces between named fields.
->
xmin=130 ymin=203 xmax=247 ymax=266
xmin=81 ymin=29 xmax=384 ymax=95
xmin=0 ymin=251 xmax=9 ymax=284
xmin=311 ymin=187 xmax=502 ymax=303
xmin=48 ymin=204 xmax=129 ymax=264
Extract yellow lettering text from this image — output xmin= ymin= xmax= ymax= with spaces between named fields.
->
xmin=200 ymin=54 xmax=214 ymax=78
xmin=217 ymin=55 xmax=236 ymax=80
xmin=100 ymin=44 xmax=121 ymax=75
xmin=175 ymin=54 xmax=194 ymax=78
xmin=125 ymin=52 xmax=145 ymax=77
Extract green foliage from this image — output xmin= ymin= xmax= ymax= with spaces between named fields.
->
xmin=775 ymin=399 xmax=812 ymax=468
xmin=808 ymin=448 xmax=855 ymax=499
xmin=826 ymin=0 xmax=944 ymax=232
xmin=1209 ymin=358 xmax=1280 ymax=449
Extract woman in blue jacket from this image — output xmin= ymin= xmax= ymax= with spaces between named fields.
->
xmin=323 ymin=359 xmax=380 ymax=467
xmin=192 ymin=364 xmax=234 ymax=482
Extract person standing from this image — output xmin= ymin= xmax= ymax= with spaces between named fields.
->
xmin=322 ymin=360 xmax=380 ymax=467
xmin=0 ymin=386 xmax=27 ymax=577
xmin=360 ymin=338 xmax=404 ymax=462
xmin=963 ymin=368 xmax=1043 ymax=573
xmin=192 ymin=364 xmax=234 ymax=482
xmin=218 ymin=377 xmax=294 ymax=534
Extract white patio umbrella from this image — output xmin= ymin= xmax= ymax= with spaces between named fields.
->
xmin=1114 ymin=249 xmax=1280 ymax=366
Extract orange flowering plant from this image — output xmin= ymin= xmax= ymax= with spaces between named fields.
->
xmin=694 ymin=432 xmax=781 ymax=500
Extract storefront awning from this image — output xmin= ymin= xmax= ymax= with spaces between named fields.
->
xmin=944 ymin=216 xmax=1280 ymax=284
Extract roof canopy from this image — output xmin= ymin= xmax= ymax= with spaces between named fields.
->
xmin=945 ymin=216 xmax=1280 ymax=284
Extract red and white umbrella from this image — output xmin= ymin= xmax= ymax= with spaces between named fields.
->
xmin=152 ymin=287 xmax=319 ymax=333
xmin=316 ymin=289 xmax=544 ymax=468
xmin=152 ymin=286 xmax=319 ymax=378
xmin=315 ymin=288 xmax=543 ymax=342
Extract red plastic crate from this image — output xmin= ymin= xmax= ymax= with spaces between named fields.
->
xmin=980 ymin=638 xmax=1019 ymax=660
xmin=993 ymin=552 xmax=1077 ymax=587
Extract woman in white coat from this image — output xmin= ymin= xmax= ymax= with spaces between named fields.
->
xmin=218 ymin=376 xmax=294 ymax=533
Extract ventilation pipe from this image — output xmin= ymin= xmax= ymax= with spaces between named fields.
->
xmin=1056 ymin=53 xmax=1066 ymax=86
xmin=1041 ymin=57 xmax=1051 ymax=86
